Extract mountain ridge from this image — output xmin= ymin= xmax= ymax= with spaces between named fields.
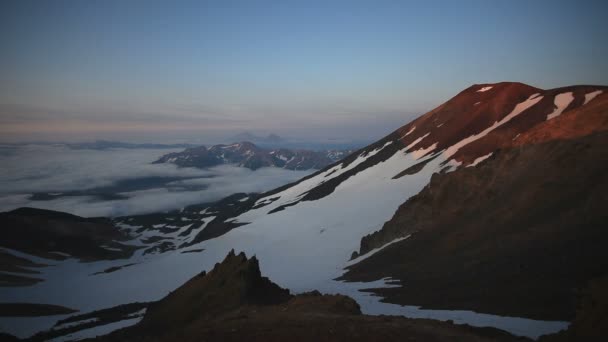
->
xmin=153 ymin=141 xmax=354 ymax=170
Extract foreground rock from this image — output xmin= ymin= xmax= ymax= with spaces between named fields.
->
xmin=66 ymin=251 xmax=524 ymax=342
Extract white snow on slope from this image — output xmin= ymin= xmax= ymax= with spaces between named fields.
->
xmin=477 ymin=86 xmax=493 ymax=92
xmin=584 ymin=90 xmax=603 ymax=105
xmin=52 ymin=318 xmax=99 ymax=330
xmin=345 ymin=235 xmax=411 ymax=267
xmin=0 ymin=146 xmax=439 ymax=338
xmin=246 ymin=141 xmax=394 ymax=217
xmin=467 ymin=152 xmax=493 ymax=167
xmin=399 ymin=126 xmax=416 ymax=139
xmin=404 ymin=133 xmax=430 ymax=152
xmin=444 ymin=93 xmax=544 ymax=159
xmin=547 ymin=92 xmax=574 ymax=120
xmin=317 ymin=278 xmax=568 ymax=340
xmin=49 ymin=317 xmax=143 ymax=342
xmin=411 ymin=142 xmax=437 ymax=160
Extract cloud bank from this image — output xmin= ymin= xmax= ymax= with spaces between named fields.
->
xmin=0 ymin=144 xmax=311 ymax=217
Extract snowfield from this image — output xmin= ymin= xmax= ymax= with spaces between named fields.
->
xmin=0 ymin=137 xmax=568 ymax=340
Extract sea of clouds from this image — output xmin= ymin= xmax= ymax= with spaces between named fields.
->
xmin=0 ymin=144 xmax=311 ymax=217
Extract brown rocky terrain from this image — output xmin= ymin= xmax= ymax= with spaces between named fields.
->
xmin=394 ymin=82 xmax=607 ymax=166
xmin=72 ymin=251 xmax=525 ymax=342
xmin=342 ymin=89 xmax=608 ymax=321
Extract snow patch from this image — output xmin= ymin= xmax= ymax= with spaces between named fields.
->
xmin=399 ymin=126 xmax=416 ymax=139
xmin=411 ymin=143 xmax=438 ymax=160
xmin=52 ymin=318 xmax=99 ymax=330
xmin=467 ymin=152 xmax=493 ymax=167
xmin=404 ymin=133 xmax=430 ymax=152
xmin=49 ymin=317 xmax=143 ymax=342
xmin=583 ymin=90 xmax=603 ymax=105
xmin=546 ymin=92 xmax=574 ymax=120
xmin=324 ymin=278 xmax=569 ymax=340
xmin=476 ymin=86 xmax=493 ymax=92
xmin=444 ymin=93 xmax=544 ymax=159
xmin=346 ymin=235 xmax=411 ymax=266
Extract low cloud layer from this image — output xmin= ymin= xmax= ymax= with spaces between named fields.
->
xmin=0 ymin=144 xmax=311 ymax=217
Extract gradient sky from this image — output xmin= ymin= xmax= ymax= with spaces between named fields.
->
xmin=1 ymin=0 xmax=607 ymax=143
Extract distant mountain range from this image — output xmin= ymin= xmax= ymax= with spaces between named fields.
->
xmin=153 ymin=141 xmax=354 ymax=170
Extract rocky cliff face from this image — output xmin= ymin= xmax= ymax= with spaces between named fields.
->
xmin=342 ymin=90 xmax=608 ymax=321
xmin=139 ymin=249 xmax=292 ymax=332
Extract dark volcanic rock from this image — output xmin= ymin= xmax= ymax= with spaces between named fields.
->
xmin=87 ymin=251 xmax=522 ymax=342
xmin=0 ymin=303 xmax=78 ymax=317
xmin=139 ymin=250 xmax=292 ymax=332
xmin=540 ymin=276 xmax=608 ymax=341
xmin=343 ymin=124 xmax=608 ymax=321
xmin=0 ymin=207 xmax=138 ymax=262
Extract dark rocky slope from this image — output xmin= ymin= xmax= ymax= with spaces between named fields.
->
xmin=67 ymin=251 xmax=524 ymax=342
xmin=342 ymin=93 xmax=608 ymax=321
xmin=0 ymin=208 xmax=140 ymax=286
xmin=539 ymin=276 xmax=608 ymax=341
xmin=0 ymin=207 xmax=137 ymax=262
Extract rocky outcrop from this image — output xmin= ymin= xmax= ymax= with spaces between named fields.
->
xmin=87 ymin=251 xmax=522 ymax=342
xmin=139 ymin=249 xmax=292 ymax=332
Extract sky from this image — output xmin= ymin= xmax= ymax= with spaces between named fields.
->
xmin=1 ymin=0 xmax=607 ymax=143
